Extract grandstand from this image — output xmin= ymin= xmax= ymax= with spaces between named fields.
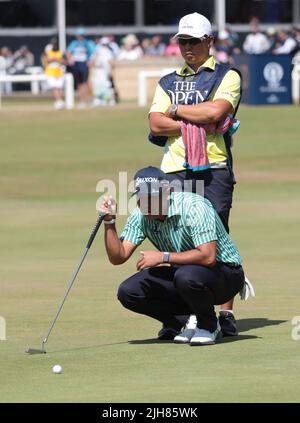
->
xmin=0 ymin=1 xmax=297 ymax=58
xmin=0 ymin=0 xmax=300 ymax=109
xmin=0 ymin=0 xmax=300 ymax=108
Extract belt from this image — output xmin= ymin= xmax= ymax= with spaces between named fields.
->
xmin=210 ymin=162 xmax=227 ymax=169
xmin=220 ymin=262 xmax=241 ymax=269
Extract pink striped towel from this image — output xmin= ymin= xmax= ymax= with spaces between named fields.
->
xmin=181 ymin=116 xmax=238 ymax=172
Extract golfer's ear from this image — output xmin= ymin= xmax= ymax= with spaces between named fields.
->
xmin=208 ymin=36 xmax=214 ymax=48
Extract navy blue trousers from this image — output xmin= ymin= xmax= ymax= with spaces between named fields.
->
xmin=165 ymin=167 xmax=234 ymax=233
xmin=118 ymin=263 xmax=244 ymax=332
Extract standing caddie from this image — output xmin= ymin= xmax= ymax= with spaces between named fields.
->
xmin=149 ymin=12 xmax=243 ymax=338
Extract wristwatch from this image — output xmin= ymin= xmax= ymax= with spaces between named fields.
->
xmin=169 ymin=104 xmax=178 ymax=117
xmin=163 ymin=252 xmax=170 ymax=263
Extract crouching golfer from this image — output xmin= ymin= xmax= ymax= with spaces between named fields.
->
xmin=99 ymin=166 xmax=244 ymax=345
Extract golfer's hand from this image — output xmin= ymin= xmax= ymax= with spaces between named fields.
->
xmin=137 ymin=250 xmax=163 ymax=271
xmin=98 ymin=196 xmax=117 ymax=221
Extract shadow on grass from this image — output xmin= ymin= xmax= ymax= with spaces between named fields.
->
xmin=129 ymin=335 xmax=259 ymax=345
xmin=49 ymin=341 xmax=129 ymax=353
xmin=42 ymin=319 xmax=286 ymax=352
xmin=216 ymin=334 xmax=259 ymax=344
xmin=237 ymin=318 xmax=287 ymax=333
xmin=129 ymin=318 xmax=287 ymax=345
xmin=129 ymin=338 xmax=174 ymax=345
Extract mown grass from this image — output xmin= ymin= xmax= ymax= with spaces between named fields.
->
xmin=0 ymin=105 xmax=300 ymax=402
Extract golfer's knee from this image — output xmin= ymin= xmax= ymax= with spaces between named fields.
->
xmin=117 ymin=280 xmax=143 ymax=309
xmin=174 ymin=266 xmax=206 ymax=292
xmin=117 ymin=282 xmax=130 ymax=306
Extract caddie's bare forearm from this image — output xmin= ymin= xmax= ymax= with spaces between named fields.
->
xmin=172 ymin=99 xmax=233 ymax=124
xmin=149 ymin=112 xmax=181 ymax=136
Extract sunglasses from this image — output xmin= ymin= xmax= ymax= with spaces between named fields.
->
xmin=178 ymin=36 xmax=208 ymax=46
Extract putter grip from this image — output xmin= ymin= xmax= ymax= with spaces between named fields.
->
xmin=86 ymin=214 xmax=106 ymax=249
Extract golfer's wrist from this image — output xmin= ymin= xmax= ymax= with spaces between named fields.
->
xmin=104 ymin=215 xmax=116 ymax=226
xmin=104 ymin=215 xmax=116 ymax=222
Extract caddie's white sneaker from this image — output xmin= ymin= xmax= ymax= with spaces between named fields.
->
xmin=190 ymin=322 xmax=222 ymax=346
xmin=174 ymin=315 xmax=197 ymax=344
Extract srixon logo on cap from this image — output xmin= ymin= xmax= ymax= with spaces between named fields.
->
xmin=136 ymin=177 xmax=159 ymax=185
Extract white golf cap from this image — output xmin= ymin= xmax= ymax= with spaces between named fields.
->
xmin=174 ymin=12 xmax=212 ymax=39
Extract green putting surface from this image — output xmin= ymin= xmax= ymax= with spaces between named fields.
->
xmin=1 ymin=105 xmax=300 ymax=402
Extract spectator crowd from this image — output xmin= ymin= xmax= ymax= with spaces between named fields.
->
xmin=1 ymin=20 xmax=300 ymax=108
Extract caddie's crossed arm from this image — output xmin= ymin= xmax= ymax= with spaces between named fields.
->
xmin=165 ymin=99 xmax=232 ymax=124
xmin=149 ymin=68 xmax=241 ymax=134
xmin=166 ymin=70 xmax=241 ymax=124
xmin=149 ymin=84 xmax=181 ymax=136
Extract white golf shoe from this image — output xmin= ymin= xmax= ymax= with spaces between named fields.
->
xmin=190 ymin=322 xmax=222 ymax=346
xmin=174 ymin=315 xmax=197 ymax=344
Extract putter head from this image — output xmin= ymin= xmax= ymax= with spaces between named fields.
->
xmin=25 ymin=348 xmax=46 ymax=355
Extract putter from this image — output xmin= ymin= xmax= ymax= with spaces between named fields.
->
xmin=26 ymin=213 xmax=106 ymax=355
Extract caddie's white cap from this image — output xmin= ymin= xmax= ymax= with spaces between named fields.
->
xmin=174 ymin=12 xmax=212 ymax=39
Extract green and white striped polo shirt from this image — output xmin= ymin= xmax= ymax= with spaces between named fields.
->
xmin=120 ymin=191 xmax=242 ymax=266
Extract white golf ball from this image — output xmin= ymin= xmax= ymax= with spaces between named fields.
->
xmin=52 ymin=364 xmax=62 ymax=374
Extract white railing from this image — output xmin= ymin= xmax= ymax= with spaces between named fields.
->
xmin=0 ymin=72 xmax=75 ymax=110
xmin=138 ymin=68 xmax=174 ymax=106
xmin=292 ymin=54 xmax=300 ymax=105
